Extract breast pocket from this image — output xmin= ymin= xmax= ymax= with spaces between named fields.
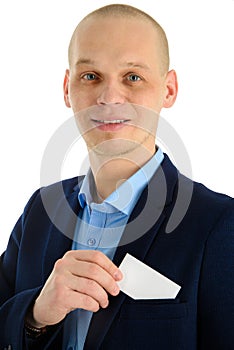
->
xmin=114 ymin=299 xmax=190 ymax=350
xmin=120 ymin=298 xmax=187 ymax=320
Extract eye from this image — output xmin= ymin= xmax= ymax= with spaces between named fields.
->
xmin=82 ymin=73 xmax=98 ymax=81
xmin=127 ymin=74 xmax=142 ymax=82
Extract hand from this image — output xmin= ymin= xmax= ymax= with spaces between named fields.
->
xmin=28 ymin=250 xmax=123 ymax=328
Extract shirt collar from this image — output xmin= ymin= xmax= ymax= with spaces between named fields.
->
xmin=78 ymin=148 xmax=164 ymax=215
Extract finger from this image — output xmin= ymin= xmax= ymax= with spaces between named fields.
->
xmin=67 ymin=289 xmax=101 ymax=313
xmin=65 ymin=250 xmax=123 ymax=280
xmin=68 ymin=276 xmax=109 ymax=309
xmin=70 ymin=260 xmax=120 ymax=297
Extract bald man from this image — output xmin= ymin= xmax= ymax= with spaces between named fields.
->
xmin=1 ymin=4 xmax=233 ymax=350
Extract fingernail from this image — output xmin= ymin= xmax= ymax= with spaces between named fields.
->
xmin=114 ymin=270 xmax=122 ymax=281
xmin=102 ymin=300 xmax=109 ymax=308
xmin=113 ymin=285 xmax=120 ymax=296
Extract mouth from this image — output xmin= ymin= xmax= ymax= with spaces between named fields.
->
xmin=92 ymin=119 xmax=129 ymax=124
xmin=91 ymin=118 xmax=131 ymax=131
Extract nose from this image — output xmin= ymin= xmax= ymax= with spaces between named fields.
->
xmin=97 ymin=81 xmax=126 ymax=105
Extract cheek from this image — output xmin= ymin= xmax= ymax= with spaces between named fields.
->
xmin=130 ymin=87 xmax=164 ymax=112
xmin=70 ymin=92 xmax=95 ymax=113
xmin=69 ymin=82 xmax=97 ymax=110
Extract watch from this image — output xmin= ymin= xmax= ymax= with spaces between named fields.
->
xmin=25 ymin=322 xmax=48 ymax=339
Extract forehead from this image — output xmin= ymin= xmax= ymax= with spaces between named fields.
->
xmin=70 ymin=16 xmax=160 ymax=67
xmin=77 ymin=15 xmax=157 ymax=36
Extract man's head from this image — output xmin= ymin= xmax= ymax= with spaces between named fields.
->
xmin=68 ymin=4 xmax=170 ymax=76
xmin=63 ymin=4 xmax=178 ymax=158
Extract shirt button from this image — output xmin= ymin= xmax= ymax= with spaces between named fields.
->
xmin=87 ymin=238 xmax=96 ymax=246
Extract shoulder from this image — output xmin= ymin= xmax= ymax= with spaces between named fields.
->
xmin=177 ymin=171 xmax=233 ymax=226
xmin=23 ymin=175 xmax=85 ymax=218
xmin=161 ymin=154 xmax=233 ymax=234
xmin=187 ymin=175 xmax=233 ymax=217
xmin=175 ymin=175 xmax=234 ymax=238
xmin=162 ymin=153 xmax=233 ymax=218
xmin=42 ymin=175 xmax=84 ymax=195
xmin=32 ymin=175 xmax=84 ymax=199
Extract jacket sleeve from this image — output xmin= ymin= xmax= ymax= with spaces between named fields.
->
xmin=0 ymin=190 xmax=62 ymax=350
xmin=198 ymin=198 xmax=234 ymax=349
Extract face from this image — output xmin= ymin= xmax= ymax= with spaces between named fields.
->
xmin=64 ymin=16 xmax=177 ymax=157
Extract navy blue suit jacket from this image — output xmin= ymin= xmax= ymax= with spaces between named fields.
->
xmin=0 ymin=155 xmax=234 ymax=350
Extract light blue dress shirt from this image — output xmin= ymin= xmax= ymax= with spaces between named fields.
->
xmin=63 ymin=148 xmax=164 ymax=350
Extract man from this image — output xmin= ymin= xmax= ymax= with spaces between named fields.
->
xmin=0 ymin=4 xmax=233 ymax=350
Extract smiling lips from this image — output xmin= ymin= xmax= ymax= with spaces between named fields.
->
xmin=92 ymin=118 xmax=130 ymax=131
xmin=92 ymin=118 xmax=130 ymax=124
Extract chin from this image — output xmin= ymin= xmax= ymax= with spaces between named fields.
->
xmin=88 ymin=137 xmax=152 ymax=159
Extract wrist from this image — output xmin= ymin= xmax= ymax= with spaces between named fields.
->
xmin=25 ymin=305 xmax=47 ymax=329
xmin=25 ymin=305 xmax=48 ymax=339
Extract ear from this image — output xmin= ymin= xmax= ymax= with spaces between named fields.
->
xmin=163 ymin=69 xmax=178 ymax=108
xmin=63 ymin=69 xmax=71 ymax=108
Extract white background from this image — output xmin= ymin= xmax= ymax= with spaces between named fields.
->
xmin=0 ymin=0 xmax=233 ymax=254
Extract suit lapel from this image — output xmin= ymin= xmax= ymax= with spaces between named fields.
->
xmin=43 ymin=181 xmax=82 ymax=280
xmin=85 ymin=156 xmax=178 ymax=349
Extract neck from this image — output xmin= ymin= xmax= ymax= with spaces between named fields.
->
xmin=89 ymin=145 xmax=156 ymax=200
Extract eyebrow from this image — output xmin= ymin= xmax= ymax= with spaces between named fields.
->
xmin=75 ymin=58 xmax=150 ymax=70
xmin=121 ymin=62 xmax=150 ymax=70
xmin=75 ymin=58 xmax=96 ymax=66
